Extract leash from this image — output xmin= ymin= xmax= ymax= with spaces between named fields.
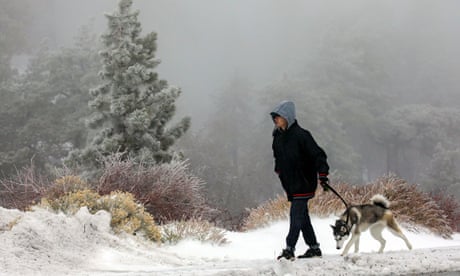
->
xmin=324 ymin=182 xmax=352 ymax=233
xmin=324 ymin=182 xmax=349 ymax=208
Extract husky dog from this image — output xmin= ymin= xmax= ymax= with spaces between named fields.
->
xmin=331 ymin=194 xmax=412 ymax=256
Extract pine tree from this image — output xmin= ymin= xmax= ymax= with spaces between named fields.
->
xmin=69 ymin=0 xmax=190 ymax=170
xmin=0 ymin=25 xmax=100 ymax=176
xmin=0 ymin=0 xmax=32 ymax=83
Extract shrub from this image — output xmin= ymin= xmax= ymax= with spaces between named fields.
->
xmin=98 ymin=191 xmax=161 ymax=241
xmin=366 ymin=175 xmax=452 ymax=238
xmin=0 ymin=165 xmax=82 ymax=210
xmin=430 ymin=192 xmax=460 ymax=232
xmin=39 ymin=189 xmax=161 ymax=242
xmin=161 ymin=218 xmax=228 ymax=245
xmin=243 ymin=175 xmax=454 ymax=238
xmin=40 ymin=189 xmax=100 ymax=215
xmin=44 ymin=175 xmax=89 ymax=200
xmin=96 ymin=155 xmax=217 ymax=223
xmin=0 ymin=164 xmax=52 ymax=209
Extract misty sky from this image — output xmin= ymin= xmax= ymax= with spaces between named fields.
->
xmin=27 ymin=0 xmax=460 ymax=130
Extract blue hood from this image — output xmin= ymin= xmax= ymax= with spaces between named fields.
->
xmin=270 ymin=100 xmax=296 ymax=129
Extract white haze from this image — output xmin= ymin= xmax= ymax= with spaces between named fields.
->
xmin=25 ymin=0 xmax=460 ymax=130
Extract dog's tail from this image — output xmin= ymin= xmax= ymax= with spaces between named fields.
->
xmin=370 ymin=194 xmax=390 ymax=209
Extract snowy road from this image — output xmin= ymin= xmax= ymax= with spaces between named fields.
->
xmin=83 ymin=246 xmax=460 ymax=276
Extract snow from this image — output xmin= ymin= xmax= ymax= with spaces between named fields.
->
xmin=1 ymin=207 xmax=460 ymax=276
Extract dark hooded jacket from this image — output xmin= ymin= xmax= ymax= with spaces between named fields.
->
xmin=271 ymin=101 xmax=329 ymax=201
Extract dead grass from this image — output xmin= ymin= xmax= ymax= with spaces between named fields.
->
xmin=243 ymin=175 xmax=454 ymax=238
xmin=241 ymin=194 xmax=290 ymax=231
xmin=160 ymin=218 xmax=228 ymax=245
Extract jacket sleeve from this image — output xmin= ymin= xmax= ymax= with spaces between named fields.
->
xmin=301 ymin=130 xmax=329 ymax=175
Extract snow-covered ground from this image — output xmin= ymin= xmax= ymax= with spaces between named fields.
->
xmin=1 ymin=206 xmax=459 ymax=276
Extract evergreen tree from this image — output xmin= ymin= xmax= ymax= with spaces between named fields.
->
xmin=68 ymin=0 xmax=190 ymax=170
xmin=423 ymin=144 xmax=460 ymax=199
xmin=0 ymin=0 xmax=32 ymax=83
xmin=373 ymin=104 xmax=460 ymax=184
xmin=0 ymin=25 xmax=100 ymax=176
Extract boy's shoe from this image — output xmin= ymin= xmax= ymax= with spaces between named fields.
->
xmin=277 ymin=248 xmax=295 ymax=260
xmin=298 ymin=248 xmax=322 ymax=258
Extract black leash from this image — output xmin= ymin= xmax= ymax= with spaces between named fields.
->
xmin=324 ymin=182 xmax=352 ymax=232
xmin=324 ymin=182 xmax=349 ymax=208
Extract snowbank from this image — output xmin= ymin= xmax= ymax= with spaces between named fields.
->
xmin=0 ymin=207 xmax=113 ymax=275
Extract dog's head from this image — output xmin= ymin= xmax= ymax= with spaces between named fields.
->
xmin=331 ymin=219 xmax=350 ymax=250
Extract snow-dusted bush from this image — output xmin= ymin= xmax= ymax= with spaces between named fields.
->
xmin=98 ymin=191 xmax=161 ymax=241
xmin=96 ymin=155 xmax=217 ymax=223
xmin=40 ymin=189 xmax=99 ymax=214
xmin=44 ymin=175 xmax=89 ymax=200
xmin=0 ymin=164 xmax=51 ymax=209
xmin=0 ymin=166 xmax=84 ymax=210
xmin=160 ymin=218 xmax=227 ymax=245
xmin=429 ymin=192 xmax=460 ymax=232
xmin=243 ymin=175 xmax=454 ymax=238
xmin=39 ymin=189 xmax=161 ymax=242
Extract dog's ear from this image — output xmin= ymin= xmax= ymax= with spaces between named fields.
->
xmin=330 ymin=225 xmax=335 ymax=230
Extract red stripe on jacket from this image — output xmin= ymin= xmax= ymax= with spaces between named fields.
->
xmin=292 ymin=192 xmax=315 ymax=198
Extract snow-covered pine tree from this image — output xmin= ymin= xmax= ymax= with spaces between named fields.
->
xmin=68 ymin=0 xmax=190 ymax=170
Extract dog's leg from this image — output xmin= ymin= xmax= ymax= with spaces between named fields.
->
xmin=370 ymin=224 xmax=386 ymax=253
xmin=342 ymin=210 xmax=361 ymax=256
xmin=342 ymin=231 xmax=359 ymax=256
xmin=354 ymin=231 xmax=360 ymax=253
xmin=386 ymin=214 xmax=413 ymax=250
xmin=388 ymin=226 xmax=413 ymax=250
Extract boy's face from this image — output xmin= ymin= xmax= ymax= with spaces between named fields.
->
xmin=273 ymin=115 xmax=288 ymax=130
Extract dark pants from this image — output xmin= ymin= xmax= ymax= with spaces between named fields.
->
xmin=286 ymin=198 xmax=319 ymax=251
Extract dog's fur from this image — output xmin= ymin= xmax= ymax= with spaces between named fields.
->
xmin=331 ymin=194 xmax=412 ymax=256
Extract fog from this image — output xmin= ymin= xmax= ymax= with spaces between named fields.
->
xmin=27 ymin=0 xmax=460 ymax=129
xmin=4 ymin=0 xmax=460 ymax=216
